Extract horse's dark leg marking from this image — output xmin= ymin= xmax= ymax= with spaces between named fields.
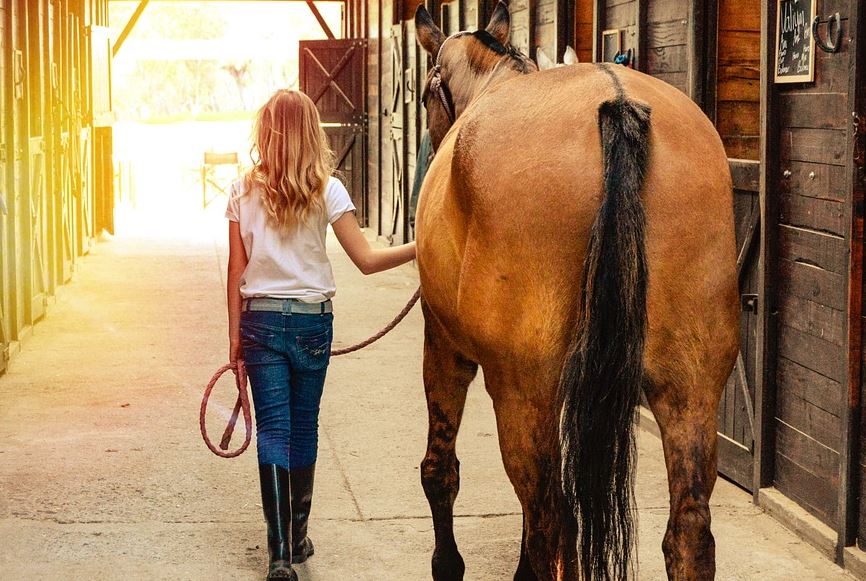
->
xmin=645 ymin=383 xmax=717 ymax=581
xmin=514 ymin=517 xmax=539 ymax=581
xmin=421 ymin=304 xmax=477 ymax=581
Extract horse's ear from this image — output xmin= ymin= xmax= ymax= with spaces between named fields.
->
xmin=415 ymin=5 xmax=445 ymax=57
xmin=535 ymin=48 xmax=555 ymax=70
xmin=563 ymin=46 xmax=578 ymax=65
xmin=485 ymin=1 xmax=510 ymax=45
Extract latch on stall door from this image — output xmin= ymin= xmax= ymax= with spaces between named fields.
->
xmin=741 ymin=294 xmax=758 ymax=313
xmin=854 ymin=112 xmax=866 ymax=174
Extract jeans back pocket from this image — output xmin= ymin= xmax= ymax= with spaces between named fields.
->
xmin=295 ymin=328 xmax=332 ymax=371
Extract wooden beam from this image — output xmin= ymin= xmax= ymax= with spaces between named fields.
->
xmin=687 ymin=0 xmax=705 ymax=105
xmin=752 ymin=0 xmax=779 ymax=499
xmin=306 ymin=0 xmax=336 ymax=40
xmin=703 ymin=0 xmax=718 ymax=122
xmin=111 ymin=0 xmax=150 ymax=57
xmin=591 ymin=0 xmax=604 ymax=62
xmin=635 ymin=0 xmax=646 ymax=72
xmin=836 ymin=0 xmax=865 ymax=559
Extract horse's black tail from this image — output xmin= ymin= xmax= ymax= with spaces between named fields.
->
xmin=559 ymin=77 xmax=651 ymax=580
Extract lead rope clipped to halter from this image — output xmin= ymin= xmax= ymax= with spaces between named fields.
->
xmin=200 ymin=287 xmax=422 ymax=457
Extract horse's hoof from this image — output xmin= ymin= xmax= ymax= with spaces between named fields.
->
xmin=266 ymin=560 xmax=298 ymax=581
xmin=432 ymin=550 xmax=465 ymax=581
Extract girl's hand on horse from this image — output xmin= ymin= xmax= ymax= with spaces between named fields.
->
xmin=332 ymin=211 xmax=416 ymax=274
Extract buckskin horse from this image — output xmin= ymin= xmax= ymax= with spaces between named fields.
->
xmin=412 ymin=3 xmax=738 ymax=580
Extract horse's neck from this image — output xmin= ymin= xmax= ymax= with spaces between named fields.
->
xmin=467 ymin=62 xmax=527 ymax=110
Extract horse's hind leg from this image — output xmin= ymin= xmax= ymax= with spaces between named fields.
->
xmin=486 ymin=367 xmax=576 ymax=581
xmin=421 ymin=308 xmax=477 ymax=581
xmin=645 ymin=376 xmax=723 ymax=581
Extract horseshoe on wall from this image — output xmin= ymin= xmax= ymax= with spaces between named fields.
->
xmin=812 ymin=13 xmax=843 ymax=54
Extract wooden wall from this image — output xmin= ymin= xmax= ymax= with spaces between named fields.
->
xmin=603 ymin=0 xmax=637 ymax=61
xmin=573 ymin=0 xmax=593 ymax=63
xmin=0 ymin=0 xmax=110 ymax=374
xmin=716 ymin=0 xmax=760 ymax=160
xmin=644 ymin=0 xmax=688 ymax=93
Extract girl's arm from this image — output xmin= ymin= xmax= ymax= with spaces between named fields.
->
xmin=332 ymin=211 xmax=416 ymax=275
xmin=227 ymin=221 xmax=248 ymax=365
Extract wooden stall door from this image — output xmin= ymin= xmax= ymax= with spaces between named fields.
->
xmin=27 ymin=137 xmax=48 ymax=323
xmin=716 ymin=161 xmax=760 ymax=491
xmin=299 ymin=38 xmax=367 ymax=219
xmin=0 ymin=0 xmax=7 ymax=372
xmin=386 ymin=24 xmax=405 ymax=244
xmin=710 ymin=0 xmax=763 ymax=492
xmin=772 ymin=3 xmax=854 ymax=528
xmin=77 ymin=126 xmax=93 ymax=255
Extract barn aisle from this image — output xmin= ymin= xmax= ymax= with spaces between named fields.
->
xmin=0 ymin=216 xmax=854 ymax=580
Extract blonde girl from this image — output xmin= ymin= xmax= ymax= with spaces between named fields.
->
xmin=226 ymin=89 xmax=416 ymax=580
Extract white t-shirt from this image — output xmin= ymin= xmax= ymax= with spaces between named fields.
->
xmin=225 ymin=176 xmax=356 ymax=302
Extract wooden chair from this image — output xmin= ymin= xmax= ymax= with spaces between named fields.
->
xmin=201 ymin=151 xmax=241 ymax=208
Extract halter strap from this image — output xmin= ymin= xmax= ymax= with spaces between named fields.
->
xmin=428 ymin=33 xmax=464 ymax=125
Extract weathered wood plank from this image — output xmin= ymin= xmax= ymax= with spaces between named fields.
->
xmin=646 ymin=0 xmax=686 ymax=23
xmin=605 ymin=2 xmax=636 ymax=27
xmin=777 ymin=295 xmax=846 ymax=348
xmin=779 ymin=93 xmax=848 ymax=130
xmin=730 ymin=159 xmax=760 ymax=192
xmin=779 ymin=194 xmax=846 ymax=237
xmin=779 ymin=128 xmax=848 ymax=167
xmin=778 ymin=258 xmax=847 ymax=311
xmin=777 ymin=388 xmax=842 ymax=451
xmin=776 ymin=420 xmax=841 ymax=482
xmin=777 ymin=323 xmax=846 ymax=383
xmin=717 ymin=65 xmax=760 ymax=101
xmin=777 ymin=355 xmax=843 ymax=417
xmin=651 ymin=71 xmax=687 ymax=93
xmin=718 ymin=30 xmax=760 ymax=64
xmin=646 ymin=19 xmax=685 ymax=48
xmin=717 ymin=434 xmax=753 ymax=490
xmin=722 ymin=136 xmax=759 ymax=161
xmin=717 ymin=101 xmax=759 ymax=137
xmin=718 ymin=0 xmax=761 ymax=32
xmin=775 ymin=450 xmax=838 ymax=525
xmin=646 ymin=44 xmax=686 ymax=74
xmin=777 ymin=224 xmax=847 ymax=274
xmin=778 ymin=161 xmax=848 ymax=202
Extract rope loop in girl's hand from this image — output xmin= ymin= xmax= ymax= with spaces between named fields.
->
xmin=200 ymin=361 xmax=252 ymax=458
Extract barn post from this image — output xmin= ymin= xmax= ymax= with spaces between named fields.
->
xmin=838 ymin=0 xmax=866 ymax=560
xmin=687 ymin=0 xmax=704 ymax=106
xmin=752 ymin=0 xmax=779 ymax=497
xmin=634 ymin=0 xmax=645 ymax=72
xmin=591 ymin=0 xmax=604 ymax=62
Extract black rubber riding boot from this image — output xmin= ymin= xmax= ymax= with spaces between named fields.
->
xmin=258 ymin=464 xmax=298 ymax=581
xmin=290 ymin=463 xmax=316 ymax=564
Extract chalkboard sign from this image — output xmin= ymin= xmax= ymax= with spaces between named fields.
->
xmin=774 ymin=0 xmax=816 ymax=83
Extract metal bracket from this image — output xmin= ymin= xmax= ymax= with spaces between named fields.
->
xmin=0 ymin=192 xmax=7 ymax=216
xmin=741 ymin=294 xmax=758 ymax=313
xmin=854 ymin=112 xmax=866 ymax=174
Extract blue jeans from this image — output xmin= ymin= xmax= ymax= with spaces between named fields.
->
xmin=240 ymin=309 xmax=333 ymax=470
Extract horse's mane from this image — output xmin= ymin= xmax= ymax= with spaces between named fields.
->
xmin=471 ymin=30 xmax=534 ymax=73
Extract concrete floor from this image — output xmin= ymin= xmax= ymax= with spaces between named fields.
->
xmin=0 ymin=215 xmax=856 ymax=580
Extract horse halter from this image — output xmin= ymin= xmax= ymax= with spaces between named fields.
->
xmin=428 ymin=34 xmax=461 ymax=125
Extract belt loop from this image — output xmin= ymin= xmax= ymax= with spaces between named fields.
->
xmin=320 ymin=302 xmax=325 ymax=314
xmin=282 ymin=300 xmax=291 ymax=315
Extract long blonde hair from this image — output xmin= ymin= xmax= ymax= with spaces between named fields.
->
xmin=247 ymin=89 xmax=334 ymax=229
